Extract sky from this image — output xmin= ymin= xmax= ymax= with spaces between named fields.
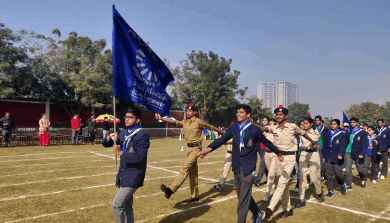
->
xmin=2 ymin=0 xmax=390 ymax=118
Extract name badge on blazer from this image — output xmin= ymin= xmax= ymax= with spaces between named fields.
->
xmin=357 ymin=136 xmax=360 ymax=141
xmin=247 ymin=139 xmax=253 ymax=147
xmin=335 ymin=139 xmax=340 ymax=145
xmin=129 ymin=145 xmax=135 ymax=153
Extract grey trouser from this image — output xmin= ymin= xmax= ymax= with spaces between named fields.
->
xmin=103 ymin=130 xmax=109 ymax=141
xmin=234 ymin=170 xmax=259 ymax=223
xmin=319 ymin=149 xmax=326 ymax=177
xmin=2 ymin=129 xmax=11 ymax=146
xmin=71 ymin=130 xmax=79 ymax=145
xmin=112 ymin=187 xmax=138 ymax=223
xmin=325 ymin=161 xmax=345 ymax=191
xmin=345 ymin=152 xmax=353 ymax=186
xmin=256 ymin=149 xmax=268 ymax=181
xmin=369 ymin=155 xmax=380 ymax=181
xmin=380 ymin=151 xmax=389 ymax=177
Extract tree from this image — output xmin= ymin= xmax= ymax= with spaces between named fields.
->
xmin=246 ymin=96 xmax=273 ymax=123
xmin=345 ymin=102 xmax=384 ymax=125
xmin=323 ymin=117 xmax=333 ymax=127
xmin=170 ymin=50 xmax=247 ymax=121
xmin=287 ymin=102 xmax=310 ymax=125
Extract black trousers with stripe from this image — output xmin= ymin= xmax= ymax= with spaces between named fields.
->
xmin=234 ymin=170 xmax=259 ymax=223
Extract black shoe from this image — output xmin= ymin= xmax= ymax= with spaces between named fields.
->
xmin=346 ymin=185 xmax=352 ymax=191
xmin=294 ymin=200 xmax=306 ymax=208
xmin=265 ymin=208 xmax=273 ymax=219
xmin=279 ymin=210 xmax=293 ymax=218
xmin=160 ymin=184 xmax=173 ymax=199
xmin=341 ymin=185 xmax=347 ymax=195
xmin=184 ymin=198 xmax=199 ymax=203
xmin=253 ymin=179 xmax=261 ymax=187
xmin=316 ymin=192 xmax=325 ymax=202
xmin=214 ymin=184 xmax=223 ymax=192
xmin=325 ymin=191 xmax=334 ymax=197
xmin=361 ymin=180 xmax=367 ymax=188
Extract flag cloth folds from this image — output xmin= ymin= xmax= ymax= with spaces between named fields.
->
xmin=342 ymin=111 xmax=352 ymax=132
xmin=112 ymin=5 xmax=174 ymax=115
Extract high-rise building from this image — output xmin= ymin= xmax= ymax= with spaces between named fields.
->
xmin=257 ymin=81 xmax=298 ymax=109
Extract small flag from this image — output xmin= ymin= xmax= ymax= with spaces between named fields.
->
xmin=342 ymin=111 xmax=352 ymax=132
xmin=112 ymin=5 xmax=174 ymax=115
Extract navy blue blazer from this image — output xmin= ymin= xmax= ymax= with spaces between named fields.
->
xmin=102 ymin=129 xmax=150 ymax=188
xmin=377 ymin=128 xmax=390 ymax=153
xmin=350 ymin=130 xmax=368 ymax=160
xmin=208 ymin=124 xmax=280 ymax=176
xmin=369 ymin=139 xmax=381 ymax=161
xmin=322 ymin=130 xmax=347 ymax=163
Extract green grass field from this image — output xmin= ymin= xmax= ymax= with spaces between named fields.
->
xmin=1 ymin=137 xmax=390 ymax=222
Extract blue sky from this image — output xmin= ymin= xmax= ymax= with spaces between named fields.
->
xmin=2 ymin=0 xmax=390 ymax=118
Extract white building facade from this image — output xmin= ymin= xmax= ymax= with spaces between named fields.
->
xmin=257 ymin=81 xmax=298 ymax=109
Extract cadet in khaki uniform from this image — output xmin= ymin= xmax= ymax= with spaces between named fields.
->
xmin=294 ymin=117 xmax=324 ymax=209
xmin=254 ymin=105 xmax=319 ymax=219
xmin=261 ymin=119 xmax=277 ymax=203
xmin=156 ymin=103 xmax=224 ymax=203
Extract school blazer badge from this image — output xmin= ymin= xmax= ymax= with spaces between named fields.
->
xmin=357 ymin=136 xmax=360 ymax=141
xmin=335 ymin=139 xmax=340 ymax=144
xmin=247 ymin=139 xmax=253 ymax=147
xmin=384 ymin=135 xmax=387 ymax=138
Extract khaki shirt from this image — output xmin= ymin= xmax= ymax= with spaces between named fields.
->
xmin=301 ymin=129 xmax=320 ymax=150
xmin=264 ymin=124 xmax=275 ymax=143
xmin=268 ymin=122 xmax=306 ymax=152
xmin=175 ymin=117 xmax=215 ymax=144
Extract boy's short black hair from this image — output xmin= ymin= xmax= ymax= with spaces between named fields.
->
xmin=363 ymin=123 xmax=369 ymax=127
xmin=236 ymin=104 xmax=252 ymax=114
xmin=377 ymin=119 xmax=384 ymax=123
xmin=350 ymin=117 xmax=359 ymax=122
xmin=127 ymin=107 xmax=142 ymax=119
xmin=263 ymin=116 xmax=270 ymax=121
xmin=315 ymin=115 xmax=322 ymax=121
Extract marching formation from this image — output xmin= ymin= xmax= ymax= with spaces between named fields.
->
xmin=102 ymin=104 xmax=390 ymax=223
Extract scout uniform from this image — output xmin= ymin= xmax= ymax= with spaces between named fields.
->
xmin=377 ymin=126 xmax=390 ymax=179
xmin=366 ymin=134 xmax=381 ymax=182
xmin=322 ymin=128 xmax=347 ymax=196
xmin=317 ymin=124 xmax=329 ymax=179
xmin=266 ymin=106 xmax=307 ymax=218
xmin=214 ymin=138 xmax=233 ymax=192
xmin=345 ymin=126 xmax=368 ymax=188
xmin=163 ymin=104 xmax=216 ymax=200
xmin=208 ymin=119 xmax=281 ymax=223
xmin=296 ymin=128 xmax=322 ymax=206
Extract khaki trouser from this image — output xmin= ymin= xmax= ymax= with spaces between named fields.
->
xmin=268 ymin=154 xmax=295 ymax=212
xmin=299 ymin=151 xmax=322 ymax=200
xmin=264 ymin=151 xmax=277 ymax=194
xmin=219 ymin=152 xmax=232 ymax=186
xmin=169 ymin=145 xmax=201 ymax=198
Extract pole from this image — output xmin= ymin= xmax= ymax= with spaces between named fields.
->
xmin=166 ymin=122 xmax=168 ymax=138
xmin=113 ymin=97 xmax=117 ymax=167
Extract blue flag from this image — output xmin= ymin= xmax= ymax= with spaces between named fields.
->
xmin=342 ymin=111 xmax=352 ymax=132
xmin=112 ymin=5 xmax=174 ymax=115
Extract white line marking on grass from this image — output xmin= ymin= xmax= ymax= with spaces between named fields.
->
xmin=89 ymin=151 xmax=115 ymax=159
xmin=148 ymin=155 xmax=226 ymax=164
xmin=136 ymin=191 xmax=261 ymax=223
xmin=4 ymin=160 xmax=109 ymax=168
xmin=369 ymin=204 xmax=390 ymax=221
xmin=0 ymin=166 xmax=114 ymax=178
xmin=147 ymin=165 xmax=219 ymax=183
xmin=0 ymin=152 xmax=81 ymax=158
xmin=0 ymin=172 xmax=117 ymax=187
xmin=0 ymin=156 xmax=99 ymax=163
xmin=4 ymin=204 xmax=108 ymax=223
xmin=290 ymin=196 xmax=390 ymax=221
xmin=0 ymin=175 xmax=178 ymax=202
xmin=160 ymin=161 xmax=224 ymax=169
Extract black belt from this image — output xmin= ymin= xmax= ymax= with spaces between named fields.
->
xmin=303 ymin=149 xmax=318 ymax=153
xmin=187 ymin=143 xmax=200 ymax=147
xmin=227 ymin=150 xmax=232 ymax=154
xmin=280 ymin=151 xmax=295 ymax=156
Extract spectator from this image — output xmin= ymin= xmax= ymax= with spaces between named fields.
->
xmin=88 ymin=117 xmax=97 ymax=145
xmin=71 ymin=114 xmax=81 ymax=146
xmin=0 ymin=112 xmax=14 ymax=148
xmin=38 ymin=114 xmax=51 ymax=147
xmin=103 ymin=117 xmax=110 ymax=140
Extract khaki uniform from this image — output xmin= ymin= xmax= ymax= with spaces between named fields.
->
xmin=169 ymin=117 xmax=215 ymax=198
xmin=218 ymin=139 xmax=233 ymax=185
xmin=299 ymin=129 xmax=321 ymax=200
xmin=264 ymin=125 xmax=276 ymax=195
xmin=267 ymin=123 xmax=306 ymax=212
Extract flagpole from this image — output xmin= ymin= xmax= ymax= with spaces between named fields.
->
xmin=113 ymin=96 xmax=117 ymax=167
